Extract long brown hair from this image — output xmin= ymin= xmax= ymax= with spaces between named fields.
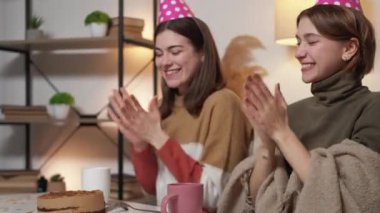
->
xmin=155 ymin=17 xmax=224 ymax=119
xmin=297 ymin=5 xmax=376 ymax=79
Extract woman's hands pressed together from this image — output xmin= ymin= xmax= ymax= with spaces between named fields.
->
xmin=242 ymin=74 xmax=289 ymax=142
xmin=243 ymin=74 xmax=311 ymax=181
xmin=108 ymin=88 xmax=169 ymax=151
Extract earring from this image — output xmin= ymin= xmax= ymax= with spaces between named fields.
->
xmin=342 ymin=55 xmax=349 ymax=61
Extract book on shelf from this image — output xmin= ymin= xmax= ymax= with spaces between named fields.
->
xmin=109 ymin=30 xmax=142 ymax=38
xmin=109 ymin=28 xmax=143 ymax=38
xmin=0 ymin=105 xmax=46 ymax=112
xmin=0 ymin=105 xmax=48 ymax=118
xmin=111 ymin=17 xmax=145 ymax=28
xmin=4 ymin=111 xmax=47 ymax=116
xmin=109 ymin=17 xmax=144 ymax=38
xmin=2 ymin=114 xmax=49 ymax=119
xmin=0 ymin=170 xmax=39 ymax=193
xmin=0 ymin=170 xmax=39 ymax=177
xmin=123 ymin=26 xmax=145 ymax=33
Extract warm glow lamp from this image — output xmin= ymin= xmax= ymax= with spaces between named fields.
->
xmin=275 ymin=0 xmax=315 ymax=46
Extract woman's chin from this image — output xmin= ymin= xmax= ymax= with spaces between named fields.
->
xmin=165 ymin=82 xmax=181 ymax=89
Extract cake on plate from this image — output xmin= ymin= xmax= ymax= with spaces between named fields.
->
xmin=37 ymin=190 xmax=105 ymax=213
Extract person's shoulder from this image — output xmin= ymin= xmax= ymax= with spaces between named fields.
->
xmin=205 ymin=88 xmax=241 ymax=105
xmin=365 ymin=91 xmax=380 ymax=105
xmin=201 ymin=88 xmax=243 ymax=116
xmin=288 ymin=96 xmax=314 ymax=110
xmin=367 ymin=91 xmax=380 ymax=98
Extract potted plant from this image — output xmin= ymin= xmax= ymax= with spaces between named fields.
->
xmin=84 ymin=10 xmax=111 ymax=37
xmin=47 ymin=174 xmax=66 ymax=192
xmin=26 ymin=15 xmax=44 ymax=40
xmin=47 ymin=92 xmax=75 ymax=120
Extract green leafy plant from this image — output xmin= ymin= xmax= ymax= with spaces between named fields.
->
xmin=84 ymin=10 xmax=111 ymax=25
xmin=30 ymin=15 xmax=44 ymax=29
xmin=50 ymin=174 xmax=64 ymax=182
xmin=49 ymin=92 xmax=75 ymax=105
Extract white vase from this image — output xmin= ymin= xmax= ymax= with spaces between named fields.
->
xmin=26 ymin=29 xmax=43 ymax=40
xmin=89 ymin=23 xmax=108 ymax=37
xmin=47 ymin=104 xmax=70 ymax=120
xmin=47 ymin=181 xmax=66 ymax=192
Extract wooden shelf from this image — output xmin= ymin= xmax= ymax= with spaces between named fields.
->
xmin=0 ymin=117 xmax=112 ymax=124
xmin=0 ymin=35 xmax=154 ymax=52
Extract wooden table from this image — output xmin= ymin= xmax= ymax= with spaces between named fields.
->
xmin=0 ymin=193 xmax=160 ymax=213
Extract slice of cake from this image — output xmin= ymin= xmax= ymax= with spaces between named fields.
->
xmin=37 ymin=190 xmax=105 ymax=213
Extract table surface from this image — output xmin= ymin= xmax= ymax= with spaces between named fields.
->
xmin=0 ymin=193 xmax=160 ymax=213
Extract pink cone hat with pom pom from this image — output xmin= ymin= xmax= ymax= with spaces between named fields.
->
xmin=316 ymin=0 xmax=362 ymax=11
xmin=158 ymin=0 xmax=195 ymax=23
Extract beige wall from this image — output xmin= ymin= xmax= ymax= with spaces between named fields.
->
xmin=0 ymin=0 xmax=379 ymax=190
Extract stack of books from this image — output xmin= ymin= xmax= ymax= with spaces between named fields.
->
xmin=0 ymin=170 xmax=39 ymax=193
xmin=0 ymin=105 xmax=48 ymax=119
xmin=109 ymin=17 xmax=145 ymax=38
xmin=110 ymin=173 xmax=144 ymax=201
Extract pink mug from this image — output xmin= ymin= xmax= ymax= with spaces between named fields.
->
xmin=160 ymin=183 xmax=203 ymax=213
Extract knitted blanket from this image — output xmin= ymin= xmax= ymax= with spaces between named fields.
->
xmin=218 ymin=139 xmax=380 ymax=213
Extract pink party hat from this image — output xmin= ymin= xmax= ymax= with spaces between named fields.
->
xmin=158 ymin=0 xmax=195 ymax=23
xmin=316 ymin=0 xmax=362 ymax=11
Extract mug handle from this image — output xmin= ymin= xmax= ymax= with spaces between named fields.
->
xmin=160 ymin=194 xmax=179 ymax=213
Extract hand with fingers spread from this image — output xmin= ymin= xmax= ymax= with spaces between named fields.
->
xmin=108 ymin=89 xmax=148 ymax=151
xmin=108 ymin=88 xmax=169 ymax=151
xmin=124 ymin=93 xmax=169 ymax=149
xmin=243 ymin=74 xmax=289 ymax=141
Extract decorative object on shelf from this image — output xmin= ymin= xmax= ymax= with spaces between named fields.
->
xmin=109 ymin=17 xmax=145 ymax=38
xmin=222 ymin=35 xmax=267 ymax=99
xmin=47 ymin=92 xmax=75 ymax=120
xmin=37 ymin=176 xmax=48 ymax=192
xmin=26 ymin=15 xmax=44 ymax=40
xmin=84 ymin=10 xmax=111 ymax=37
xmin=47 ymin=174 xmax=66 ymax=192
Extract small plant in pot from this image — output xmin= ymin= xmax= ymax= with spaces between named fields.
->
xmin=26 ymin=15 xmax=44 ymax=40
xmin=47 ymin=174 xmax=66 ymax=192
xmin=84 ymin=10 xmax=111 ymax=37
xmin=48 ymin=92 xmax=75 ymax=120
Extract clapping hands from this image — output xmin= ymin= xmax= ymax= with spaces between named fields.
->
xmin=242 ymin=74 xmax=288 ymax=142
xmin=108 ymin=88 xmax=169 ymax=151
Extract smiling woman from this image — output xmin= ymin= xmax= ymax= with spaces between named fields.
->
xmin=219 ymin=1 xmax=380 ymax=212
xmin=155 ymin=30 xmax=204 ymax=95
xmin=107 ymin=0 xmax=253 ymax=212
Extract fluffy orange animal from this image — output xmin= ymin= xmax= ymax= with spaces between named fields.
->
xmin=221 ymin=35 xmax=267 ymax=98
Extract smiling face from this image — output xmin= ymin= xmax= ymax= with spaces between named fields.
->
xmin=295 ymin=17 xmax=348 ymax=83
xmin=155 ymin=30 xmax=204 ymax=94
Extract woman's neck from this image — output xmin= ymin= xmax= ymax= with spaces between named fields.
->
xmin=311 ymin=70 xmax=362 ymax=105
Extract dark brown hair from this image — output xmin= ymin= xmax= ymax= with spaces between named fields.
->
xmin=297 ymin=5 xmax=376 ymax=79
xmin=155 ymin=17 xmax=224 ymax=119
